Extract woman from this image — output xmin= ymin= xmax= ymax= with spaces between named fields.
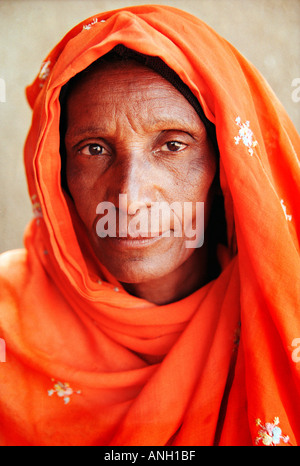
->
xmin=0 ymin=5 xmax=299 ymax=446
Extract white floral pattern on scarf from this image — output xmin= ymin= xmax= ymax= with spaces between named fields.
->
xmin=48 ymin=379 xmax=81 ymax=405
xmin=39 ymin=60 xmax=51 ymax=81
xmin=255 ymin=417 xmax=290 ymax=446
xmin=234 ymin=116 xmax=258 ymax=156
xmin=31 ymin=194 xmax=43 ymax=220
xmin=280 ymin=199 xmax=292 ymax=221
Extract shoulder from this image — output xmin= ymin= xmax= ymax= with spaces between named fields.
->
xmin=0 ymin=249 xmax=29 ymax=281
xmin=0 ymin=249 xmax=31 ymax=334
xmin=0 ymin=249 xmax=30 ymax=303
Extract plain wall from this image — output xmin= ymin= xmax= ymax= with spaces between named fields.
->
xmin=0 ymin=0 xmax=299 ymax=253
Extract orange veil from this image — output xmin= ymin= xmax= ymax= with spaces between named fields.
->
xmin=0 ymin=5 xmax=299 ymax=446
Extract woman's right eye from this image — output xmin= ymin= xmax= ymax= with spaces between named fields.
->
xmin=79 ymin=144 xmax=106 ymax=156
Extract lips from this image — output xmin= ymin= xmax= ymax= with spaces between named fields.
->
xmin=117 ymin=230 xmax=169 ymax=239
xmin=103 ymin=230 xmax=172 ymax=249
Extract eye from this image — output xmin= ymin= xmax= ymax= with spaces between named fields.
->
xmin=163 ymin=141 xmax=187 ymax=152
xmin=79 ymin=143 xmax=106 ymax=156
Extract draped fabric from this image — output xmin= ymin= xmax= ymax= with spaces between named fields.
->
xmin=0 ymin=5 xmax=299 ymax=446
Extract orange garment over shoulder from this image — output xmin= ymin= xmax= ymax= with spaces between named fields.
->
xmin=0 ymin=5 xmax=299 ymax=446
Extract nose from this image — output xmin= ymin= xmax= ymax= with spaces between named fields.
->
xmin=105 ymin=150 xmax=155 ymax=211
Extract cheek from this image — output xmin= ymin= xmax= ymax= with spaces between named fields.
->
xmin=67 ymin=162 xmax=82 ymax=193
xmin=179 ymin=162 xmax=217 ymax=233
xmin=66 ymin=161 xmax=100 ymax=230
xmin=176 ymin=161 xmax=216 ymax=206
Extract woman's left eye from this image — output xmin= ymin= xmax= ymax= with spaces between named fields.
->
xmin=163 ymin=141 xmax=187 ymax=152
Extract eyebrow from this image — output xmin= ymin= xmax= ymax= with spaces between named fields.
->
xmin=65 ymin=109 xmax=206 ymax=146
xmin=66 ymin=117 xmax=204 ymax=137
xmin=66 ymin=125 xmax=108 ymax=139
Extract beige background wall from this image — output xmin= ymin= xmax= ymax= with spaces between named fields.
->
xmin=0 ymin=0 xmax=299 ymax=253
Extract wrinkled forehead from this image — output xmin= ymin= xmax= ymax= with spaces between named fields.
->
xmin=66 ymin=60 xmax=204 ymax=127
xmin=65 ymin=58 xmax=186 ymax=104
xmin=62 ymin=50 xmax=200 ymax=112
xmin=65 ymin=62 xmax=209 ymax=146
xmin=59 ymin=46 xmax=218 ymax=153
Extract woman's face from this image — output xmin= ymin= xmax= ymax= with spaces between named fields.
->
xmin=65 ymin=61 xmax=217 ymax=291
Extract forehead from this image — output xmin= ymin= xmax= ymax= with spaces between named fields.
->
xmin=65 ymin=60 xmax=204 ymax=131
xmin=67 ymin=59 xmax=185 ymax=99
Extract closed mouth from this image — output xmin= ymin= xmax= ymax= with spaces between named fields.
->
xmin=102 ymin=231 xmax=172 ymax=249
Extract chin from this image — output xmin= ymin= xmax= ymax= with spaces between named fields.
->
xmin=103 ymin=255 xmax=174 ymax=284
xmin=91 ymin=233 xmax=196 ymax=284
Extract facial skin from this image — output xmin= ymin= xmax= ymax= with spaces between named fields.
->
xmin=64 ymin=60 xmax=217 ymax=305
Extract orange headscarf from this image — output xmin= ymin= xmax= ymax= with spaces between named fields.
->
xmin=0 ymin=5 xmax=299 ymax=446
